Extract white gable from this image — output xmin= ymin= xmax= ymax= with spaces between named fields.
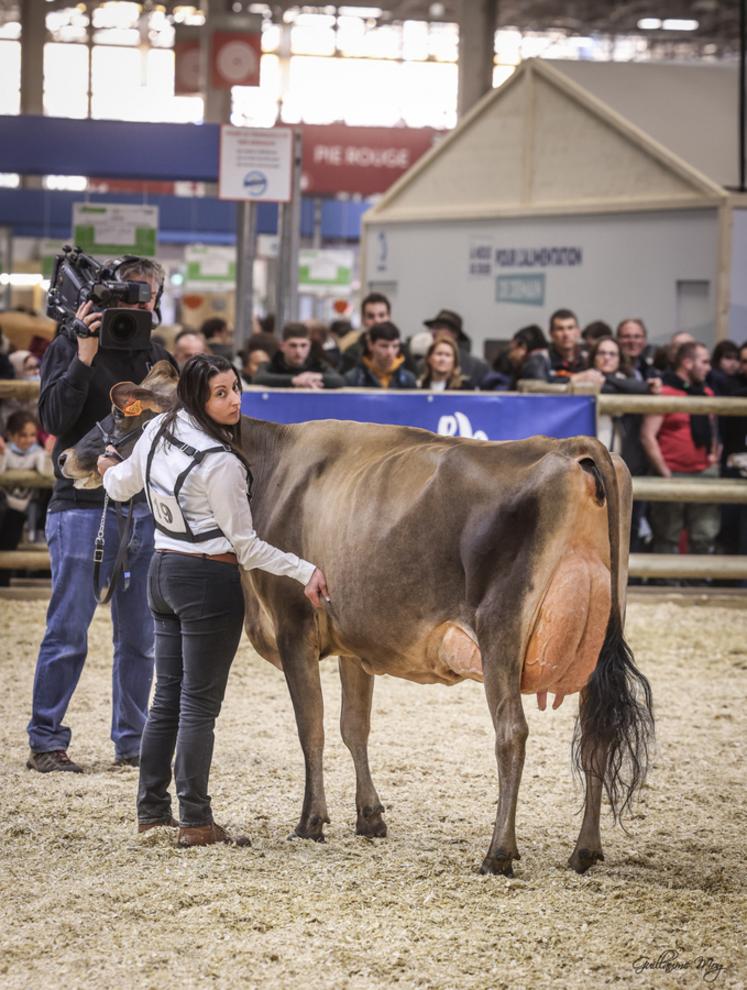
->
xmin=367 ymin=59 xmax=725 ymax=223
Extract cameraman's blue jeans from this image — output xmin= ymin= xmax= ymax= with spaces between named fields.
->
xmin=27 ymin=505 xmax=155 ymax=759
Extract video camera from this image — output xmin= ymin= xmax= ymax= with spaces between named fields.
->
xmin=47 ymin=245 xmax=154 ymax=351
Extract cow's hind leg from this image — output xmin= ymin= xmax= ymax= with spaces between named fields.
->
xmin=480 ymin=660 xmax=528 ymax=876
xmin=339 ymin=657 xmax=386 ymax=838
xmin=279 ymin=629 xmax=330 ymax=842
xmin=569 ymin=690 xmax=607 ymax=873
xmin=569 ymin=760 xmax=606 ymax=874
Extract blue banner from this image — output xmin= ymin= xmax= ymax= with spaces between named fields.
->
xmin=241 ymin=390 xmax=595 ymax=442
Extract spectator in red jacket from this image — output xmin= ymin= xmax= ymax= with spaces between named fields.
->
xmin=640 ymin=341 xmax=720 ymax=557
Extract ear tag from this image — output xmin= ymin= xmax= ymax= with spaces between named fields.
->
xmin=123 ymin=400 xmax=144 ymax=417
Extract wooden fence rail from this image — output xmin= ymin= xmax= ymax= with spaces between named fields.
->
xmin=0 ymin=470 xmax=54 ymax=489
xmin=0 ymin=380 xmax=40 ymax=401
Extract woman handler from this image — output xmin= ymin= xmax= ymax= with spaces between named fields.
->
xmin=97 ymin=354 xmax=328 ymax=846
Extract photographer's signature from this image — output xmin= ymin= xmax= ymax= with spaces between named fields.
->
xmin=633 ymin=949 xmax=724 ymax=983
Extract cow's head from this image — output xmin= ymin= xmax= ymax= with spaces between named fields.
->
xmin=59 ymin=360 xmax=178 ymax=488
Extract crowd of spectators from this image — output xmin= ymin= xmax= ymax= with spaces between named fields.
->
xmin=1 ymin=292 xmax=746 ymax=578
xmin=231 ymin=296 xmax=747 ymax=570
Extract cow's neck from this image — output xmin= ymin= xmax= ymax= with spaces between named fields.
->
xmin=239 ymin=416 xmax=287 ymax=479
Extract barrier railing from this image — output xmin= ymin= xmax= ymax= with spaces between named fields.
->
xmin=519 ymin=382 xmax=747 ymax=584
xmin=1 ymin=377 xmax=48 ymax=577
xmin=1 ymin=377 xmax=745 ymax=586
xmin=0 ymin=379 xmax=40 ymax=401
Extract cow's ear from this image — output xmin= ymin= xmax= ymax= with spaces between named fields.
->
xmin=110 ymin=381 xmax=163 ymax=416
xmin=142 ymin=360 xmax=179 ymax=389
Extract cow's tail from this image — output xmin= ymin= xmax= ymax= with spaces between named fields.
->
xmin=571 ymin=444 xmax=655 ymax=824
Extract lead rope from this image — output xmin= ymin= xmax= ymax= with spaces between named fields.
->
xmin=92 ymin=493 xmax=135 ymax=605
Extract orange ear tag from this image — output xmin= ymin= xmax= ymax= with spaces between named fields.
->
xmin=123 ymin=400 xmax=144 ymax=417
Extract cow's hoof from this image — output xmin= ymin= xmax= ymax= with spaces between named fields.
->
xmin=289 ymin=814 xmax=329 ymax=843
xmin=568 ymin=847 xmax=604 ymax=874
xmin=479 ymin=849 xmax=518 ymax=877
xmin=356 ymin=806 xmax=387 ymax=838
xmin=289 ymin=829 xmax=326 ymax=843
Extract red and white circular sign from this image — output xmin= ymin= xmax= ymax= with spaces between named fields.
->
xmin=211 ymin=31 xmax=261 ymax=89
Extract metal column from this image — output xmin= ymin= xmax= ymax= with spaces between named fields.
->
xmin=234 ymin=202 xmax=257 ymax=352
xmin=275 ymin=128 xmax=303 ymax=330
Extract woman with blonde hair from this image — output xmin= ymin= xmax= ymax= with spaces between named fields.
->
xmin=418 ymin=337 xmax=472 ymax=391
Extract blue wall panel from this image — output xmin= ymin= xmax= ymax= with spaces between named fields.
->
xmin=0 ymin=115 xmax=373 ymax=243
xmin=0 ymin=115 xmax=221 ymax=182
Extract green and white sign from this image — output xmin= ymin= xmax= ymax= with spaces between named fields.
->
xmin=72 ymin=203 xmax=158 ymax=257
xmin=298 ymin=249 xmax=354 ymax=293
xmin=184 ymin=245 xmax=237 ymax=292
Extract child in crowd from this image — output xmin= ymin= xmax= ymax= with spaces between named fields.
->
xmin=0 ymin=411 xmax=52 ymax=585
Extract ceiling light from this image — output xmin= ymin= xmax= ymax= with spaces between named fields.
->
xmin=662 ymin=18 xmax=699 ymax=30
xmin=637 ymin=18 xmax=662 ymax=29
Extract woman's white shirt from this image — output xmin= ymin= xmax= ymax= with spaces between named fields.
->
xmin=102 ymin=410 xmax=315 ymax=585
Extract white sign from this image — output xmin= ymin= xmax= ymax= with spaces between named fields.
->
xmin=219 ymin=126 xmax=292 ymax=203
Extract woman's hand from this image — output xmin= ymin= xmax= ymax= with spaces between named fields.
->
xmin=304 ymin=567 xmax=331 ymax=608
xmin=647 ymin=376 xmax=662 ymax=394
xmin=96 ymin=445 xmax=120 ymax=477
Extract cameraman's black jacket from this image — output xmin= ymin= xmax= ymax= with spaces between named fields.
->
xmin=40 ymin=330 xmax=177 ymax=513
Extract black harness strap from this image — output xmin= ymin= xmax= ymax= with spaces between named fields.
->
xmin=145 ymin=422 xmax=234 ymax=544
xmin=91 ymin=415 xmax=144 ymax=606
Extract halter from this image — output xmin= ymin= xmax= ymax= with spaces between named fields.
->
xmin=91 ymin=416 xmax=145 ymax=605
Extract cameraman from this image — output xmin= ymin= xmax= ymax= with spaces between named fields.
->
xmin=26 ymin=257 xmax=177 ymax=773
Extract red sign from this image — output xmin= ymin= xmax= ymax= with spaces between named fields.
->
xmin=299 ymin=124 xmax=442 ymax=197
xmin=174 ymin=39 xmax=201 ymax=95
xmin=210 ymin=31 xmax=261 ymax=90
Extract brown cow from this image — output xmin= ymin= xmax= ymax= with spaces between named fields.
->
xmin=62 ymin=364 xmax=653 ymax=876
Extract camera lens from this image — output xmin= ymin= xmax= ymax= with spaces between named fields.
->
xmin=109 ymin=312 xmax=135 ymax=342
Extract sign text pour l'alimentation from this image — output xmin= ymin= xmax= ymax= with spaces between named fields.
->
xmin=495 ymin=247 xmax=583 ymax=267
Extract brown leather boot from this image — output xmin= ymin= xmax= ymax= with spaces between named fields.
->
xmin=177 ymin=822 xmax=251 ymax=848
xmin=138 ymin=817 xmax=178 ymax=834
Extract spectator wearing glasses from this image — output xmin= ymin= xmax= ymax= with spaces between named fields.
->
xmin=616 ymin=318 xmax=658 ymax=383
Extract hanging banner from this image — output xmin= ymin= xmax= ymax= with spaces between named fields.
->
xmin=71 ymin=203 xmax=158 ymax=256
xmin=174 ymin=26 xmax=201 ymax=95
xmin=300 ymin=124 xmax=440 ymax=196
xmin=241 ymin=391 xmax=595 ymax=442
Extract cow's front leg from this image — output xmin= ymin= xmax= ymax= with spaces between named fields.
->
xmin=481 ymin=665 xmax=528 ymax=876
xmin=280 ymin=632 xmax=330 ymax=842
xmin=339 ymin=657 xmax=386 ymax=838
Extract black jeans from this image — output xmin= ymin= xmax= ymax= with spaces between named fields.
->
xmin=139 ymin=552 xmax=245 ymax=826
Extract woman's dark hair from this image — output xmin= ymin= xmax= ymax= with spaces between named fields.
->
xmin=512 ymin=324 xmax=548 ymax=352
xmin=712 ymin=340 xmax=739 ymax=367
xmin=5 ymin=410 xmax=38 ymax=437
xmin=589 ymin=335 xmax=631 ymax=377
xmin=583 ymin=320 xmax=613 ymax=343
xmin=161 ymin=354 xmax=250 ymax=473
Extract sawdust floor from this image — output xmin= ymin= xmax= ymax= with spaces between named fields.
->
xmin=1 ymin=599 xmax=745 ymax=990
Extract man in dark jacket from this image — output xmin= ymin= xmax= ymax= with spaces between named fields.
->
xmin=344 ymin=321 xmax=416 ymax=389
xmin=423 ymin=308 xmax=488 ymax=389
xmin=253 ymin=322 xmax=343 ymax=389
xmin=26 ymin=257 xmax=177 ymax=773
